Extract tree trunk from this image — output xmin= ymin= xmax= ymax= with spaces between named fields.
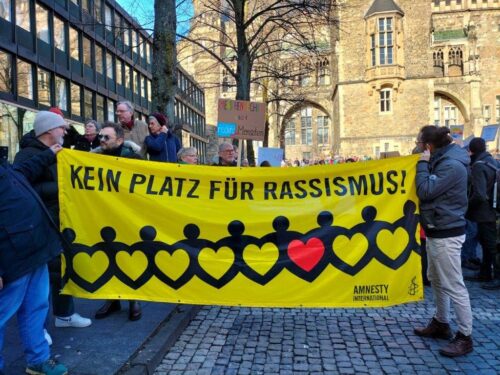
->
xmin=152 ymin=0 xmax=177 ymax=130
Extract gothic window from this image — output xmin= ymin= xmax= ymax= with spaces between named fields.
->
xmin=380 ymin=88 xmax=391 ymax=113
xmin=285 ymin=118 xmax=296 ymax=145
xmin=448 ymin=47 xmax=463 ymax=76
xmin=433 ymin=49 xmax=444 ymax=77
xmin=301 ymin=107 xmax=312 ymax=145
xmin=317 ymin=59 xmax=330 ymax=85
xmin=317 ymin=116 xmax=329 ymax=144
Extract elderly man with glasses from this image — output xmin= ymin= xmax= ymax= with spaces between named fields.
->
xmin=214 ymin=142 xmax=237 ymax=166
xmin=115 ymin=100 xmax=149 ymax=158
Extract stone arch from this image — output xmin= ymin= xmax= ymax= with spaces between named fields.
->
xmin=434 ymin=89 xmax=469 ymax=123
xmin=279 ymin=100 xmax=332 ymax=158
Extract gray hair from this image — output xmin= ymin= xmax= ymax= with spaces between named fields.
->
xmin=117 ymin=100 xmax=134 ymax=113
xmin=218 ymin=142 xmax=233 ymax=152
xmin=177 ymin=147 xmax=198 ymax=160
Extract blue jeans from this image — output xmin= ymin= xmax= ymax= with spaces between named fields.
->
xmin=0 ymin=265 xmax=50 ymax=370
xmin=461 ymin=219 xmax=478 ymax=262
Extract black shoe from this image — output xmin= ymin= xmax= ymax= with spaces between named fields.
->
xmin=95 ymin=300 xmax=121 ymax=319
xmin=129 ymin=300 xmax=142 ymax=321
xmin=414 ymin=317 xmax=453 ymax=340
xmin=439 ymin=332 xmax=473 ymax=357
xmin=481 ymin=279 xmax=500 ymax=290
xmin=464 ymin=273 xmax=492 ymax=282
xmin=462 ymin=260 xmax=480 ymax=271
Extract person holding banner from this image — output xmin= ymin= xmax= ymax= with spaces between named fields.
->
xmin=92 ymin=122 xmax=143 ymax=321
xmin=414 ymin=126 xmax=473 ymax=357
xmin=1 ymin=145 xmax=68 ymax=375
xmin=215 ymin=143 xmax=237 ymax=166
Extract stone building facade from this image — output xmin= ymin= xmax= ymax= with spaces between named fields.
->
xmin=332 ymin=0 xmax=500 ymax=158
xmin=179 ymin=0 xmax=500 ymax=161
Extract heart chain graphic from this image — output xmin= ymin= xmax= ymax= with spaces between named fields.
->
xmin=62 ymin=201 xmax=420 ymax=292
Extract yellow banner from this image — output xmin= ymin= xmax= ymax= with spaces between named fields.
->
xmin=58 ymin=150 xmax=423 ymax=307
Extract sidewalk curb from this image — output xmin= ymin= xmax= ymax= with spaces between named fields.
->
xmin=116 ymin=304 xmax=201 ymax=375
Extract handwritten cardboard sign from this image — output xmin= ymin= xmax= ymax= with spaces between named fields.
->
xmin=217 ymin=99 xmax=266 ymax=141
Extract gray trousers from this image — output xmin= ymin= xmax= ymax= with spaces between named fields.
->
xmin=427 ymin=235 xmax=473 ymax=336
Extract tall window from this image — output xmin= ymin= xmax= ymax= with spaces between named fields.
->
xmin=434 ymin=97 xmax=440 ymax=126
xmin=69 ymin=27 xmax=80 ymax=59
xmin=370 ymin=34 xmax=376 ymax=66
xmin=147 ymin=80 xmax=152 ymax=102
xmin=35 ymin=4 xmax=49 ymax=43
xmin=83 ymin=36 xmax=92 ymax=67
xmin=317 ymin=59 xmax=330 ymax=85
xmin=285 ymin=118 xmax=296 ymax=145
xmin=84 ymin=89 xmax=93 ymax=119
xmin=106 ymin=52 xmax=114 ymax=79
xmin=484 ymin=105 xmax=491 ymax=123
xmin=124 ymin=65 xmax=131 ymax=89
xmin=116 ymin=59 xmax=123 ymax=85
xmin=94 ymin=0 xmax=102 ymax=22
xmin=107 ymin=99 xmax=114 ymax=121
xmin=96 ymin=94 xmax=104 ymax=122
xmin=17 ymin=59 xmax=33 ymax=99
xmin=378 ymin=18 xmax=393 ymax=65
xmin=317 ymin=116 xmax=329 ymax=144
xmin=104 ymin=5 xmax=112 ymax=30
xmin=54 ymin=17 xmax=66 ymax=52
xmin=141 ymin=76 xmax=146 ymax=98
xmin=95 ymin=45 xmax=103 ymax=74
xmin=0 ymin=0 xmax=11 ymax=21
xmin=380 ymin=88 xmax=391 ymax=113
xmin=16 ymin=0 xmax=30 ymax=31
xmin=301 ymin=107 xmax=312 ymax=145
xmin=55 ymin=76 xmax=67 ymax=111
xmin=123 ymin=23 xmax=130 ymax=46
xmin=496 ymin=96 xmax=500 ymax=121
xmin=449 ymin=47 xmax=463 ymax=66
xmin=0 ymin=50 xmax=12 ymax=93
xmin=37 ymin=67 xmax=51 ymax=106
xmin=444 ymin=106 xmax=457 ymax=126
xmin=71 ymin=83 xmax=81 ymax=116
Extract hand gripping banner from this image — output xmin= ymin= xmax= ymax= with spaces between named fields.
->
xmin=58 ymin=150 xmax=423 ymax=307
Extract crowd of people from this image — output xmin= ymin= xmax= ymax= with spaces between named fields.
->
xmin=1 ymin=105 xmax=499 ymax=374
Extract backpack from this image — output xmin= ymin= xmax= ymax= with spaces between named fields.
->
xmin=475 ymin=160 xmax=500 ymax=212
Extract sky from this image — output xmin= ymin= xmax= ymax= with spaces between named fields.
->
xmin=116 ymin=0 xmax=193 ymax=36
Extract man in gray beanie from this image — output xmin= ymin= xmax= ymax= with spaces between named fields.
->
xmin=15 ymin=111 xmax=92 ymax=342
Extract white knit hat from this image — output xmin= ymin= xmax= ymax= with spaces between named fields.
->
xmin=34 ymin=111 xmax=68 ymax=136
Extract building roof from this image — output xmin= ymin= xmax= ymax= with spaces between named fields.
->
xmin=365 ymin=0 xmax=404 ymax=18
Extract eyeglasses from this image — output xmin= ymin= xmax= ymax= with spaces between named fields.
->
xmin=221 ymin=149 xmax=234 ymax=153
xmin=185 ymin=154 xmax=198 ymax=157
xmin=98 ymin=134 xmax=112 ymax=141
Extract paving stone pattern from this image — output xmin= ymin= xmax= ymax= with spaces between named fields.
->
xmin=154 ymin=283 xmax=499 ymax=375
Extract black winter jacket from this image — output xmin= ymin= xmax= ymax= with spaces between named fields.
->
xmin=14 ymin=131 xmax=59 ymax=224
xmin=466 ymin=151 xmax=497 ymax=223
xmin=0 ymin=150 xmax=61 ymax=284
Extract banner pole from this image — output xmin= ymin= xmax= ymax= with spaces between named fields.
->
xmin=237 ymin=139 xmax=243 ymax=167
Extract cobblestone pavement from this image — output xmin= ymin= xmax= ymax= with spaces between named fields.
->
xmin=154 ymin=283 xmax=499 ymax=375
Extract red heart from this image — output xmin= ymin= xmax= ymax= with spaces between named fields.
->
xmin=287 ymin=238 xmax=325 ymax=272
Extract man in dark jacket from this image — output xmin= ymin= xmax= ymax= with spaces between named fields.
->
xmin=413 ymin=126 xmax=473 ymax=357
xmin=0 ymin=145 xmax=68 ymax=375
xmin=464 ymin=137 xmax=500 ymax=289
xmin=144 ymin=113 xmax=181 ymax=162
xmin=14 ymin=111 xmax=92 ymax=333
xmin=91 ymin=122 xmax=143 ymax=321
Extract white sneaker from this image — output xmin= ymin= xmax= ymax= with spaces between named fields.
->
xmin=44 ymin=329 xmax=52 ymax=346
xmin=54 ymin=313 xmax=92 ymax=328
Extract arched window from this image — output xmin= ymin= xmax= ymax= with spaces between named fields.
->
xmin=448 ymin=47 xmax=463 ymax=76
xmin=433 ymin=49 xmax=444 ymax=77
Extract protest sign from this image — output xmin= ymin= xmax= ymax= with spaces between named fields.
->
xmin=217 ymin=99 xmax=266 ymax=141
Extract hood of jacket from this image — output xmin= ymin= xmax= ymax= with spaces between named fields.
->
xmin=19 ymin=130 xmax=48 ymax=151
